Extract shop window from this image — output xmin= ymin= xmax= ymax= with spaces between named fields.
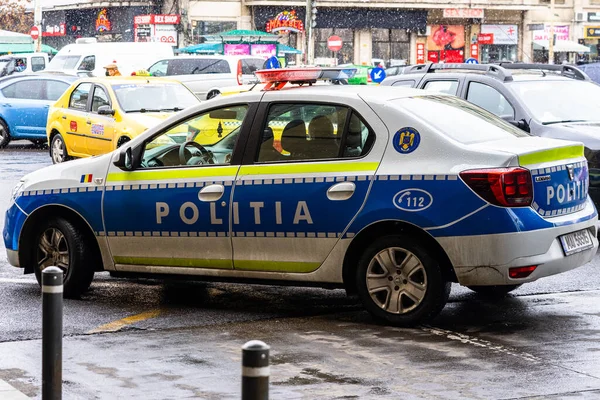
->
xmin=539 ymin=0 xmax=565 ymax=3
xmin=372 ymin=29 xmax=410 ymax=67
xmin=315 ymin=28 xmax=354 ymax=65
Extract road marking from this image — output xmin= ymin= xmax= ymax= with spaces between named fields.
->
xmin=86 ymin=309 xmax=161 ymax=334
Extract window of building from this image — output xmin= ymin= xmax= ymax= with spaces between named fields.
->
xmin=372 ymin=29 xmax=410 ymax=67
xmin=191 ymin=21 xmax=237 ymax=43
xmin=315 ymin=28 xmax=354 ymax=65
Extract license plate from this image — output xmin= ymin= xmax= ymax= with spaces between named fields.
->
xmin=560 ymin=229 xmax=593 ymax=256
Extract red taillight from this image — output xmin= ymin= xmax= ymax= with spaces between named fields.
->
xmin=237 ymin=60 xmax=243 ymax=85
xmin=460 ymin=167 xmax=533 ymax=207
xmin=509 ymin=265 xmax=537 ymax=279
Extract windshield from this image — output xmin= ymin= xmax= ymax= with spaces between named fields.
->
xmin=47 ymin=55 xmax=81 ymax=70
xmin=395 ymin=95 xmax=528 ymax=145
xmin=112 ymin=83 xmax=199 ymax=113
xmin=510 ymin=80 xmax=600 ymax=124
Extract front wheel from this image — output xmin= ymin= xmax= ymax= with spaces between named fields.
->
xmin=355 ymin=235 xmax=450 ymax=326
xmin=33 ymin=217 xmax=95 ymax=298
xmin=0 ymin=119 xmax=10 ymax=148
xmin=467 ymin=284 xmax=522 ymax=298
xmin=50 ymin=133 xmax=69 ymax=163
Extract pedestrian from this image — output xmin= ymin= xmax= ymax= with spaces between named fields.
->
xmin=103 ymin=62 xmax=121 ymax=77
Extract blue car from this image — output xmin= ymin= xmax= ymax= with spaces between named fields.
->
xmin=0 ymin=74 xmax=77 ymax=147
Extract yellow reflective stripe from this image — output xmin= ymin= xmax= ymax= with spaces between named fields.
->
xmin=234 ymin=260 xmax=321 ymax=273
xmin=239 ymin=162 xmax=379 ymax=176
xmin=87 ymin=310 xmax=161 ymax=334
xmin=107 ymin=166 xmax=239 ymax=182
xmin=114 ymin=256 xmax=232 ymax=269
xmin=519 ymin=145 xmax=584 ymax=166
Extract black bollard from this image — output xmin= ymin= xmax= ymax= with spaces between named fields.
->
xmin=241 ymin=340 xmax=270 ymax=400
xmin=42 ymin=266 xmax=63 ymax=400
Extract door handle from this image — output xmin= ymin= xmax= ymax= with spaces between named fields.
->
xmin=62 ymin=115 xmax=66 ymax=119
xmin=86 ymin=120 xmax=92 ymax=125
xmin=327 ymin=182 xmax=356 ymax=201
xmin=198 ymin=184 xmax=224 ymax=202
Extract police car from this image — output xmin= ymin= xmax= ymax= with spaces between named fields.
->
xmin=4 ymin=68 xmax=598 ymax=326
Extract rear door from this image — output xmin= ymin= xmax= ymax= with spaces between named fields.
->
xmin=0 ymin=78 xmax=48 ymax=138
xmin=461 ymin=77 xmax=517 ymax=121
xmin=230 ymin=95 xmax=381 ymax=273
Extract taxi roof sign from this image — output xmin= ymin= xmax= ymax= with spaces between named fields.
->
xmin=254 ymin=67 xmax=357 ymax=90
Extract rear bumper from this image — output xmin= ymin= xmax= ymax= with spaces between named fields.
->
xmin=438 ymin=199 xmax=598 ymax=286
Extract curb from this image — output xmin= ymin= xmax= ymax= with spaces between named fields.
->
xmin=0 ymin=379 xmax=30 ymax=399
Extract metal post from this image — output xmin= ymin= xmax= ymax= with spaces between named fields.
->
xmin=305 ymin=0 xmax=312 ymax=65
xmin=241 ymin=340 xmax=270 ymax=400
xmin=42 ymin=267 xmax=63 ymax=400
xmin=548 ymin=0 xmax=555 ymax=64
xmin=33 ymin=0 xmax=42 ymax=52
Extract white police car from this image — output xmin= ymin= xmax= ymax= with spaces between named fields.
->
xmin=4 ymin=68 xmax=598 ymax=326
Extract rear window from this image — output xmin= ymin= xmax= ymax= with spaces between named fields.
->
xmin=167 ymin=59 xmax=231 ymax=75
xmin=394 ymin=95 xmax=528 ymax=144
xmin=241 ymin=59 xmax=264 ymax=75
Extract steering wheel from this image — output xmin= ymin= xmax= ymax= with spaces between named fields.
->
xmin=178 ymin=141 xmax=214 ymax=165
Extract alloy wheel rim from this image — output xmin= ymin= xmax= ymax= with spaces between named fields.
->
xmin=52 ymin=138 xmax=64 ymax=163
xmin=366 ymin=247 xmax=427 ymax=314
xmin=37 ymin=228 xmax=69 ymax=276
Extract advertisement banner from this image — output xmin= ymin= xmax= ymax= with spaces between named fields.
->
xmin=251 ymin=44 xmax=277 ymax=57
xmin=225 ymin=44 xmax=250 ymax=56
xmin=481 ymin=25 xmax=518 ymax=45
xmin=155 ymin=25 xmax=177 ymax=45
xmin=532 ymin=25 xmax=570 ymax=41
xmin=427 ymin=25 xmax=465 ymax=51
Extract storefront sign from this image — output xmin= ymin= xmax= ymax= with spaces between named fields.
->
xmin=427 ymin=25 xmax=465 ymax=51
xmin=470 ymin=43 xmax=478 ymax=58
xmin=266 ymin=10 xmax=304 ymax=33
xmin=95 ymin=8 xmax=111 ymax=33
xmin=443 ymin=9 xmax=484 ymax=19
xmin=481 ymin=25 xmax=518 ymax=45
xmin=134 ymin=14 xmax=181 ymax=46
xmin=416 ymin=42 xmax=425 ymax=64
xmin=589 ymin=12 xmax=600 ymax=22
xmin=532 ymin=25 xmax=570 ymax=41
xmin=155 ymin=25 xmax=177 ymax=44
xmin=225 ymin=44 xmax=250 ymax=56
xmin=585 ymin=26 xmax=600 ymax=38
xmin=43 ymin=22 xmax=66 ymax=37
xmin=251 ymin=44 xmax=276 ymax=57
xmin=477 ymin=33 xmax=494 ymax=45
xmin=134 ymin=14 xmax=181 ymax=25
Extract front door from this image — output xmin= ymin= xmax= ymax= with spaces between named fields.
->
xmin=102 ymin=103 xmax=252 ymax=271
xmin=231 ymin=101 xmax=378 ymax=273
xmin=85 ymin=84 xmax=115 ymax=155
xmin=62 ymin=82 xmax=92 ymax=154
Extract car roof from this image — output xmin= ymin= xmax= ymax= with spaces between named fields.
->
xmin=75 ymin=76 xmax=185 ymax=85
xmin=161 ymin=55 xmax=264 ymax=61
xmin=0 ymin=73 xmax=77 ymax=84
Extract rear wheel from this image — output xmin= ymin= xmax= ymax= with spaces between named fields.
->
xmin=0 ymin=119 xmax=10 ymax=148
xmin=355 ymin=235 xmax=450 ymax=326
xmin=467 ymin=284 xmax=522 ymax=298
xmin=33 ymin=217 xmax=95 ymax=298
xmin=50 ymin=133 xmax=69 ymax=163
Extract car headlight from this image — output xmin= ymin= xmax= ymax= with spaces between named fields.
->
xmin=10 ymin=181 xmax=25 ymax=203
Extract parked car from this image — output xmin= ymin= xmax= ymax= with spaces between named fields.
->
xmin=381 ymin=62 xmax=600 ymax=207
xmin=0 ymin=73 xmax=77 ymax=147
xmin=46 ymin=76 xmax=200 ymax=163
xmin=0 ymin=53 xmax=49 ymax=77
xmin=338 ymin=64 xmax=374 ymax=85
xmin=147 ymin=55 xmax=265 ymax=100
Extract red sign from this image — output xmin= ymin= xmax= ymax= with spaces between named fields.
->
xmin=327 ymin=35 xmax=343 ymax=52
xmin=96 ymin=8 xmax=111 ymax=32
xmin=266 ymin=10 xmax=304 ymax=33
xmin=470 ymin=43 xmax=479 ymax=59
xmin=30 ymin=26 xmax=39 ymax=40
xmin=416 ymin=43 xmax=425 ymax=64
xmin=443 ymin=8 xmax=484 ymax=19
xmin=43 ymin=23 xmax=66 ymax=37
xmin=477 ymin=33 xmax=494 ymax=45
xmin=134 ymin=14 xmax=181 ymax=26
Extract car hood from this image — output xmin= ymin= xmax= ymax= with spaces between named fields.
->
xmin=539 ymin=122 xmax=600 ymax=150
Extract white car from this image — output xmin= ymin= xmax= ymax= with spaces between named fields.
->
xmin=4 ymin=68 xmax=598 ymax=326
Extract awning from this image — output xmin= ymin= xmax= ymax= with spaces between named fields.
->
xmin=533 ymin=40 xmax=590 ymax=53
xmin=277 ymin=44 xmax=302 ymax=55
xmin=0 ymin=43 xmax=58 ymax=54
xmin=176 ymin=43 xmax=223 ymax=54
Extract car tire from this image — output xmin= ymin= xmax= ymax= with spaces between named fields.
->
xmin=355 ymin=235 xmax=451 ymax=326
xmin=0 ymin=119 xmax=11 ymax=148
xmin=50 ymin=133 xmax=69 ymax=164
xmin=30 ymin=139 xmax=47 ymax=148
xmin=33 ymin=217 xmax=95 ymax=298
xmin=467 ymin=284 xmax=522 ymax=298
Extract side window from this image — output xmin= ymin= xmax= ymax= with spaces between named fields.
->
xmin=141 ymin=105 xmax=248 ymax=168
xmin=31 ymin=57 xmax=45 ymax=72
xmin=241 ymin=59 xmax=264 ymax=75
xmin=392 ymin=80 xmax=416 ymax=88
xmin=69 ymin=83 xmax=92 ymax=111
xmin=14 ymin=58 xmax=26 ymax=72
xmin=45 ymin=80 xmax=70 ymax=101
xmin=190 ymin=59 xmax=230 ymax=74
xmin=423 ymin=80 xmax=459 ymax=95
xmin=466 ymin=82 xmax=515 ymax=119
xmin=91 ymin=86 xmax=110 ymax=113
xmin=1 ymin=80 xmax=42 ymax=99
xmin=149 ymin=60 xmax=168 ymax=77
xmin=79 ymin=56 xmax=95 ymax=71
xmin=256 ymin=104 xmax=373 ymax=163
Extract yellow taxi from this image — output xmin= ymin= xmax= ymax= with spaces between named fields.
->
xmin=47 ymin=76 xmax=200 ymax=163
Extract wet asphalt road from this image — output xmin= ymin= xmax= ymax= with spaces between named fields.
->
xmin=2 ymin=143 xmax=600 ymax=399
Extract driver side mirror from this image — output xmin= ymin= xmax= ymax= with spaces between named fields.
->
xmin=503 ymin=116 xmax=530 ymax=133
xmin=98 ymin=105 xmax=115 ymax=116
xmin=113 ymin=147 xmax=134 ymax=171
